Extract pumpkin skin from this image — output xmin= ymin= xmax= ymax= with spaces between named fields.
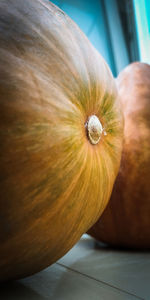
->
xmin=0 ymin=0 xmax=123 ymax=281
xmin=88 ymin=62 xmax=150 ymax=249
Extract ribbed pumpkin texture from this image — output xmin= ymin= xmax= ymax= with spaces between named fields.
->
xmin=0 ymin=0 xmax=123 ymax=280
xmin=88 ymin=62 xmax=150 ymax=249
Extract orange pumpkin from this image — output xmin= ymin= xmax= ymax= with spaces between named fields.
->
xmin=0 ymin=0 xmax=123 ymax=280
xmin=88 ymin=62 xmax=150 ymax=249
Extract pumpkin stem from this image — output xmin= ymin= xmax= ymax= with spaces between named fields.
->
xmin=86 ymin=115 xmax=103 ymax=145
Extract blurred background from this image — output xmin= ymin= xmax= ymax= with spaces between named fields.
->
xmin=51 ymin=0 xmax=150 ymax=77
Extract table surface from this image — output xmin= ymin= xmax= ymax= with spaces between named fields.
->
xmin=0 ymin=234 xmax=150 ymax=300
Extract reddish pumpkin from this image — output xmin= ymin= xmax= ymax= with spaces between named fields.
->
xmin=88 ymin=62 xmax=150 ymax=249
xmin=0 ymin=0 xmax=123 ymax=280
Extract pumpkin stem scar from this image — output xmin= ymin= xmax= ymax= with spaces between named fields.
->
xmin=85 ymin=115 xmax=103 ymax=145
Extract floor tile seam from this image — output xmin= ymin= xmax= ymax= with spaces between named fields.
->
xmin=56 ymin=262 xmax=144 ymax=300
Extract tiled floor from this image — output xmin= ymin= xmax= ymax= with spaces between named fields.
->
xmin=0 ymin=235 xmax=149 ymax=299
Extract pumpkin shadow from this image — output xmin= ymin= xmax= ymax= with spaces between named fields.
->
xmin=0 ymin=280 xmax=44 ymax=300
xmin=92 ymin=238 xmax=150 ymax=253
xmin=80 ymin=233 xmax=150 ymax=253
